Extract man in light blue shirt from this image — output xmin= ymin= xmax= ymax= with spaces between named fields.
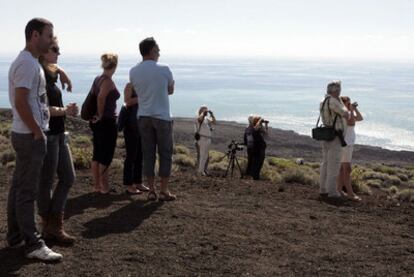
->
xmin=129 ymin=37 xmax=176 ymax=201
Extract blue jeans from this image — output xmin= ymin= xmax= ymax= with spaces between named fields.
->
xmin=38 ymin=132 xmax=75 ymax=216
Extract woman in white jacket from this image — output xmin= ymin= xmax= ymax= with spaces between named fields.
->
xmin=195 ymin=105 xmax=216 ymax=175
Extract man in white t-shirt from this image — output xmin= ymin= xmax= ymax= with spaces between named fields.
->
xmin=7 ymin=18 xmax=62 ymax=262
xmin=130 ymin=37 xmax=176 ymax=201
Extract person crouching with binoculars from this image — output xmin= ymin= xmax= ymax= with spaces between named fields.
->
xmin=194 ymin=105 xmax=216 ymax=176
xmin=244 ymin=115 xmax=269 ymax=180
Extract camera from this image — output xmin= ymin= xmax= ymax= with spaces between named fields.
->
xmin=261 ymin=119 xmax=269 ymax=124
xmin=227 ymin=140 xmax=244 ymax=152
xmin=336 ymin=130 xmax=347 ymax=147
xmin=352 ymin=102 xmax=358 ymax=108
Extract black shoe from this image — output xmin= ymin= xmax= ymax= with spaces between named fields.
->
xmin=318 ymin=193 xmax=328 ymax=200
xmin=325 ymin=195 xmax=346 ymax=205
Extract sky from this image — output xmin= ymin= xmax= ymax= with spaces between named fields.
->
xmin=1 ymin=0 xmax=414 ymax=61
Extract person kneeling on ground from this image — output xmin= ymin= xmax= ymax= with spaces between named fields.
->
xmin=244 ymin=115 xmax=268 ymax=180
xmin=194 ymin=105 xmax=216 ymax=176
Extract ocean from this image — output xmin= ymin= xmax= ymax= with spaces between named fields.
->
xmin=1 ymin=55 xmax=413 ymax=152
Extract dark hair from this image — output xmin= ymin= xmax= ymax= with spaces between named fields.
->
xmin=25 ymin=18 xmax=53 ymax=42
xmin=139 ymin=37 xmax=157 ymax=56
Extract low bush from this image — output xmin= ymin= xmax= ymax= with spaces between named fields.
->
xmin=174 ymin=145 xmax=191 ymax=156
xmin=173 ymin=153 xmax=195 ymax=168
xmin=0 ymin=149 xmax=15 ymax=165
xmin=72 ymin=135 xmax=92 ymax=147
xmin=71 ymin=147 xmax=92 ymax=169
xmin=395 ymin=189 xmax=414 ymax=203
xmin=373 ymin=164 xmax=398 ymax=175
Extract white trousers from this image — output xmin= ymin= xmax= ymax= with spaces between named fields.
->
xmin=319 ymin=137 xmax=343 ymax=197
xmin=196 ymin=137 xmax=211 ymax=173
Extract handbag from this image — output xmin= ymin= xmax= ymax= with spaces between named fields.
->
xmin=194 ymin=114 xmax=206 ymax=141
xmin=117 ymin=104 xmax=128 ymax=132
xmin=312 ymin=97 xmax=338 ymax=141
xmin=80 ymin=75 xmax=108 ymax=121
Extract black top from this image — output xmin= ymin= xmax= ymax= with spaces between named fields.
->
xmin=44 ymin=68 xmax=65 ymax=135
xmin=125 ymin=89 xmax=138 ymax=127
xmin=244 ymin=126 xmax=266 ymax=150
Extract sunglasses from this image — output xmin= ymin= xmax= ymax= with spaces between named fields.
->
xmin=50 ymin=46 xmax=60 ymax=54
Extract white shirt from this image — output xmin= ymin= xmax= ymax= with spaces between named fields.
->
xmin=344 ymin=125 xmax=356 ymax=145
xmin=8 ymin=50 xmax=49 ymax=133
xmin=194 ymin=117 xmax=212 ymax=138
xmin=129 ymin=60 xmax=174 ymax=121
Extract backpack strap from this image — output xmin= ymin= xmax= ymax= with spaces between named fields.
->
xmin=316 ymin=96 xmax=339 ymax=128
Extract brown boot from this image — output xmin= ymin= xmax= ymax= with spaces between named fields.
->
xmin=43 ymin=213 xmax=76 ymax=245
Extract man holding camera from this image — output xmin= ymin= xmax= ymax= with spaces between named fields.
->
xmin=195 ymin=105 xmax=216 ymax=176
xmin=244 ymin=115 xmax=268 ymax=180
xmin=319 ymin=81 xmax=351 ymax=200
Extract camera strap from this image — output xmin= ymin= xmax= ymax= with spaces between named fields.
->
xmin=196 ymin=114 xmax=206 ymax=133
xmin=316 ymin=97 xmax=338 ymax=128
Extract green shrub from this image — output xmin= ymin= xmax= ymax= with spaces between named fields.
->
xmin=173 ymin=153 xmax=195 ymax=167
xmin=395 ymin=189 xmax=414 ymax=203
xmin=365 ymin=179 xmax=383 ymax=188
xmin=261 ymin=168 xmax=282 ymax=183
xmin=71 ymin=147 xmax=92 ymax=169
xmin=351 ymin=167 xmax=372 ymax=195
xmin=174 ymin=145 xmax=191 ymax=156
xmin=282 ymin=168 xmax=317 ymax=186
xmin=72 ymin=135 xmax=92 ymax=147
xmin=0 ymin=149 xmax=15 ymax=165
xmin=0 ymin=123 xmax=11 ymax=138
xmin=396 ymin=173 xmax=409 ymax=182
xmin=373 ymin=164 xmax=398 ymax=175
xmin=116 ymin=138 xmax=125 ymax=149
xmin=384 ymin=175 xmax=402 ymax=187
xmin=362 ymin=170 xmax=389 ymax=181
xmin=388 ymin=186 xmax=399 ymax=194
xmin=111 ymin=158 xmax=124 ymax=174
xmin=209 ymin=150 xmax=225 ymax=163
xmin=267 ymin=157 xmax=297 ymax=170
xmin=208 ymin=160 xmax=228 ymax=171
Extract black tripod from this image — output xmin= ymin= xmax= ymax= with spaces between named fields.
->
xmin=224 ymin=148 xmax=244 ymax=179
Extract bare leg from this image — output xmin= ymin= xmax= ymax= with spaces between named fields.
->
xmin=343 ymin=163 xmax=360 ymax=200
xmin=99 ymin=164 xmax=109 ymax=193
xmin=336 ymin=165 xmax=345 ymax=194
xmin=147 ymin=176 xmax=156 ymax=192
xmin=91 ymin=161 xmax=100 ymax=191
xmin=160 ymin=177 xmax=169 ymax=194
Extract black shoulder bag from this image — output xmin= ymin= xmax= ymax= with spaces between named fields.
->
xmin=194 ymin=115 xmax=205 ymax=141
xmin=312 ymin=97 xmax=338 ymax=141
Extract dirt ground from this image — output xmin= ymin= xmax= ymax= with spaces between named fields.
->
xmin=1 ymin=166 xmax=414 ymax=276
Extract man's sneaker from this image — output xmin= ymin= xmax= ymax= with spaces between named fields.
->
xmin=26 ymin=245 xmax=63 ymax=262
xmin=7 ymin=240 xmax=25 ymax=249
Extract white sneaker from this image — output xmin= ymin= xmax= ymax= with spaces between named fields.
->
xmin=26 ymin=245 xmax=63 ymax=261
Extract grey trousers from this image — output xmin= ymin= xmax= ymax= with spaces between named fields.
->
xmin=7 ymin=132 xmax=46 ymax=252
xmin=38 ymin=132 xmax=75 ymax=216
xmin=319 ymin=137 xmax=343 ymax=197
xmin=138 ymin=117 xmax=173 ymax=177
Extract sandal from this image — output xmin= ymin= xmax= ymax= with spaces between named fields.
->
xmin=147 ymin=191 xmax=158 ymax=201
xmin=125 ymin=189 xmax=142 ymax=195
xmin=135 ymin=184 xmax=150 ymax=192
xmin=159 ymin=191 xmax=177 ymax=202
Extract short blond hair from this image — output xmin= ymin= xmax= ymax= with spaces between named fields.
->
xmin=101 ymin=53 xmax=118 ymax=70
